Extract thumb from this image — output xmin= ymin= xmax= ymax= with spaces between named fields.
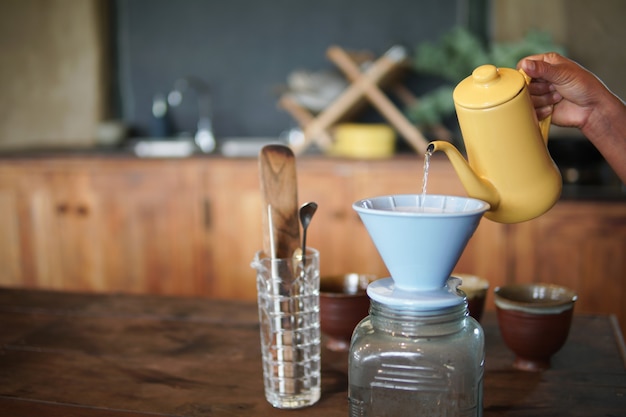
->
xmin=520 ymin=59 xmax=546 ymax=79
xmin=520 ymin=58 xmax=567 ymax=86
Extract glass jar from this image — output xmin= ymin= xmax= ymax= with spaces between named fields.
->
xmin=348 ymin=299 xmax=484 ymax=417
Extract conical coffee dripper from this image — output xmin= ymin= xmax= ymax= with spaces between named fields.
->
xmin=353 ymin=194 xmax=489 ymax=308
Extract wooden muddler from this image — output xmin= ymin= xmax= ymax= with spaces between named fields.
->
xmin=259 ymin=145 xmax=300 ymax=259
xmin=258 ymin=144 xmax=302 ymax=395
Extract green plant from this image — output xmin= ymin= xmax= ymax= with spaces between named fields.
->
xmin=407 ymin=27 xmax=566 ymax=126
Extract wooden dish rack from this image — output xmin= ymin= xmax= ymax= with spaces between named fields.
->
xmin=279 ymin=45 xmax=451 ymax=155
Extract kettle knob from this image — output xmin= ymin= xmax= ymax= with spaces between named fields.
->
xmin=454 ymin=65 xmax=525 ymax=110
xmin=472 ymin=65 xmax=499 ymax=85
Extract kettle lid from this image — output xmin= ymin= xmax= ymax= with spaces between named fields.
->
xmin=453 ymin=64 xmax=525 ymax=109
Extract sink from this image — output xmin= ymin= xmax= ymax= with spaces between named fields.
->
xmin=220 ymin=138 xmax=283 ymax=157
xmin=129 ymin=137 xmax=285 ymax=158
xmin=130 ymin=138 xmax=197 ymax=158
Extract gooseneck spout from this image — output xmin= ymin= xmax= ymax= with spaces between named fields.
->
xmin=428 ymin=141 xmax=500 ymax=211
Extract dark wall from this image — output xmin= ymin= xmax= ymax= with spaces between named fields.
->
xmin=114 ymin=0 xmax=463 ymax=140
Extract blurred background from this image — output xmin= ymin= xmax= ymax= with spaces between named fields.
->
xmin=0 ymin=0 xmax=624 ymax=335
xmin=1 ymin=0 xmax=624 ymax=151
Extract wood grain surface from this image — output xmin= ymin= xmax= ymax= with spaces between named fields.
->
xmin=1 ymin=155 xmax=625 ymax=336
xmin=0 ymin=288 xmax=624 ymax=416
xmin=258 ymin=145 xmax=301 ymax=259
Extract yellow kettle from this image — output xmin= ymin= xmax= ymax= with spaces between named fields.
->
xmin=429 ymin=64 xmax=562 ymax=223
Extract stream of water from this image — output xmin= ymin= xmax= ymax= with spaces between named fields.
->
xmin=420 ymin=147 xmax=433 ymax=206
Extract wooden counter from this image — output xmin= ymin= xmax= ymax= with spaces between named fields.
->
xmin=1 ymin=155 xmax=625 ymax=336
xmin=0 ymin=288 xmax=624 ymax=416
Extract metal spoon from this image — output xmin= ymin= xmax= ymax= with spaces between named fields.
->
xmin=299 ymin=201 xmax=318 ymax=269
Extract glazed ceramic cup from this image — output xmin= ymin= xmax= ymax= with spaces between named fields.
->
xmin=494 ymin=283 xmax=578 ymax=371
xmin=319 ymin=273 xmax=376 ymax=351
xmin=456 ymin=274 xmax=489 ymax=322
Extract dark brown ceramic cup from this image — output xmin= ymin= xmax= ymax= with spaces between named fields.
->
xmin=494 ymin=283 xmax=578 ymax=371
xmin=319 ymin=273 xmax=376 ymax=352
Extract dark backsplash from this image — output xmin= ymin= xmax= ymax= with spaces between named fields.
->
xmin=112 ymin=0 xmax=468 ymax=141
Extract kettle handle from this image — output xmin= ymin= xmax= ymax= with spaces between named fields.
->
xmin=519 ymin=69 xmax=552 ymax=144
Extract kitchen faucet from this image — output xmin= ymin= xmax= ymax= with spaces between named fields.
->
xmin=168 ymin=77 xmax=216 ymax=153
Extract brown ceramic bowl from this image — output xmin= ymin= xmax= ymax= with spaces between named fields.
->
xmin=494 ymin=283 xmax=578 ymax=371
xmin=456 ymin=273 xmax=489 ymax=322
xmin=319 ymin=273 xmax=376 ymax=351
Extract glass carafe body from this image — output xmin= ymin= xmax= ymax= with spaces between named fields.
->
xmin=348 ymin=300 xmax=484 ymax=417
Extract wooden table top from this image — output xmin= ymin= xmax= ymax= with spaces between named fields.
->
xmin=0 ymin=288 xmax=624 ymax=416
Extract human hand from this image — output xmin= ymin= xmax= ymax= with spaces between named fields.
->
xmin=519 ymin=52 xmax=626 ymax=184
xmin=517 ymin=52 xmax=608 ymax=130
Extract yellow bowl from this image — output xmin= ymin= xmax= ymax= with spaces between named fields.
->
xmin=330 ymin=123 xmax=395 ymax=159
